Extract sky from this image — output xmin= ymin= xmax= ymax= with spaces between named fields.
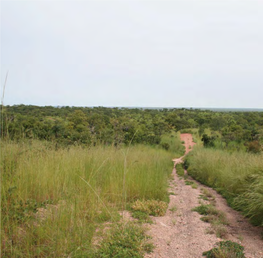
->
xmin=1 ymin=0 xmax=263 ymax=108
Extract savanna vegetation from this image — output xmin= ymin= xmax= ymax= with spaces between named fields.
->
xmin=1 ymin=105 xmax=262 ymax=151
xmin=1 ymin=141 xmax=176 ymax=257
xmin=1 ymin=105 xmax=263 ymax=256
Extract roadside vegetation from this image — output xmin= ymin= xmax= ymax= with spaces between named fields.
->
xmin=1 ymin=105 xmax=263 ymax=256
xmin=203 ymin=240 xmax=245 ymax=258
xmin=186 ymin=147 xmax=263 ymax=226
xmin=1 ymin=105 xmax=262 ymax=153
xmin=1 ymin=140 xmax=175 ymax=257
xmin=192 ymin=203 xmax=228 ymax=238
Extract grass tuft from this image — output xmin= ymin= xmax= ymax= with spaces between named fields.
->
xmin=92 ymin=222 xmax=154 ymax=257
xmin=193 ymin=204 xmax=228 ymax=238
xmin=131 ymin=199 xmax=168 ymax=216
xmin=203 ymin=241 xmax=245 ymax=258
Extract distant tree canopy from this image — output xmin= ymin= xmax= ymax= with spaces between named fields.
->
xmin=1 ymin=105 xmax=262 ymax=152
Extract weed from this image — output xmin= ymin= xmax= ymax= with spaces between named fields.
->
xmin=93 ymin=222 xmax=153 ymax=257
xmin=169 ymin=206 xmax=177 ymax=212
xmin=191 ymin=182 xmax=198 ymax=189
xmin=199 ymin=194 xmax=209 ymax=201
xmin=205 ymin=227 xmax=214 ymax=234
xmin=171 ymin=219 xmax=176 ymax=225
xmin=214 ymin=224 xmax=228 ymax=238
xmin=203 ymin=241 xmax=245 ymax=258
xmin=185 ymin=180 xmax=194 ymax=185
xmin=193 ymin=204 xmax=228 ymax=238
xmin=131 ymin=200 xmax=168 ymax=216
xmin=201 ymin=188 xmax=214 ymax=199
xmin=192 ymin=204 xmax=212 ymax=215
xmin=185 ymin=180 xmax=198 ymax=188
xmin=132 ymin=211 xmax=153 ymax=224
xmin=175 ymin=163 xmax=185 ymax=177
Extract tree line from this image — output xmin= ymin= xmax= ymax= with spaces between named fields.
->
xmin=1 ymin=105 xmax=262 ymax=152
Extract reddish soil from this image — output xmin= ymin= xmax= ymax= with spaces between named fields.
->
xmin=181 ymin=133 xmax=196 ymax=155
xmin=145 ymin=134 xmax=263 ymax=258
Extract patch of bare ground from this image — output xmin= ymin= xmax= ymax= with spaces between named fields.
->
xmin=145 ymin=134 xmax=263 ymax=258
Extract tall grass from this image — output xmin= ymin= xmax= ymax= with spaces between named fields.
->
xmin=1 ymin=140 xmax=175 ymax=257
xmin=160 ymin=132 xmax=185 ymax=155
xmin=185 ymin=147 xmax=263 ymax=226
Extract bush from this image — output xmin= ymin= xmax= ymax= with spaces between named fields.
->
xmin=161 ymin=142 xmax=170 ymax=150
xmin=201 ymin=134 xmax=216 ymax=148
xmin=246 ymin=141 xmax=261 ymax=153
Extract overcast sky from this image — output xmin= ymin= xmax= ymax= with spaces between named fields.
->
xmin=1 ymin=0 xmax=263 ymax=108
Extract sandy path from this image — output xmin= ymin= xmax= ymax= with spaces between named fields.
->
xmin=145 ymin=134 xmax=263 ymax=258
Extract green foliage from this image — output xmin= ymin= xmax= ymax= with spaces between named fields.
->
xmin=193 ymin=202 xmax=228 ymax=238
xmin=192 ymin=204 xmax=213 ymax=215
xmin=160 ymin=133 xmax=185 ymax=155
xmin=203 ymin=241 xmax=245 ymax=258
xmin=131 ymin=211 xmax=153 ymax=223
xmin=93 ymin=222 xmax=153 ymax=257
xmin=161 ymin=142 xmax=170 ymax=150
xmin=186 ymin=147 xmax=263 ymax=226
xmin=1 ymin=105 xmax=262 ymax=153
xmin=201 ymin=134 xmax=216 ymax=148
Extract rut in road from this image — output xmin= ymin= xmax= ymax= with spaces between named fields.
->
xmin=145 ymin=133 xmax=263 ymax=258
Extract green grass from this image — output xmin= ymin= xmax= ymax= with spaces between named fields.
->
xmin=91 ymin=222 xmax=153 ymax=257
xmin=175 ymin=163 xmax=185 ymax=177
xmin=186 ymin=147 xmax=263 ymax=226
xmin=169 ymin=205 xmax=177 ymax=212
xmin=1 ymin=140 xmax=175 ymax=257
xmin=203 ymin=241 xmax=245 ymax=258
xmin=192 ymin=204 xmax=228 ymax=238
xmin=160 ymin=132 xmax=185 ymax=155
xmin=131 ymin=211 xmax=153 ymax=223
xmin=185 ymin=180 xmax=198 ymax=188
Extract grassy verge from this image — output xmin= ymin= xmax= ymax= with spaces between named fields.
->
xmin=1 ymin=140 xmax=176 ymax=257
xmin=185 ymin=147 xmax=263 ymax=226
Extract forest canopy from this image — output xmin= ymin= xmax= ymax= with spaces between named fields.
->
xmin=1 ymin=105 xmax=262 ymax=152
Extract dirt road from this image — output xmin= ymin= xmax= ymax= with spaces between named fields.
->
xmin=145 ymin=134 xmax=263 ymax=258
